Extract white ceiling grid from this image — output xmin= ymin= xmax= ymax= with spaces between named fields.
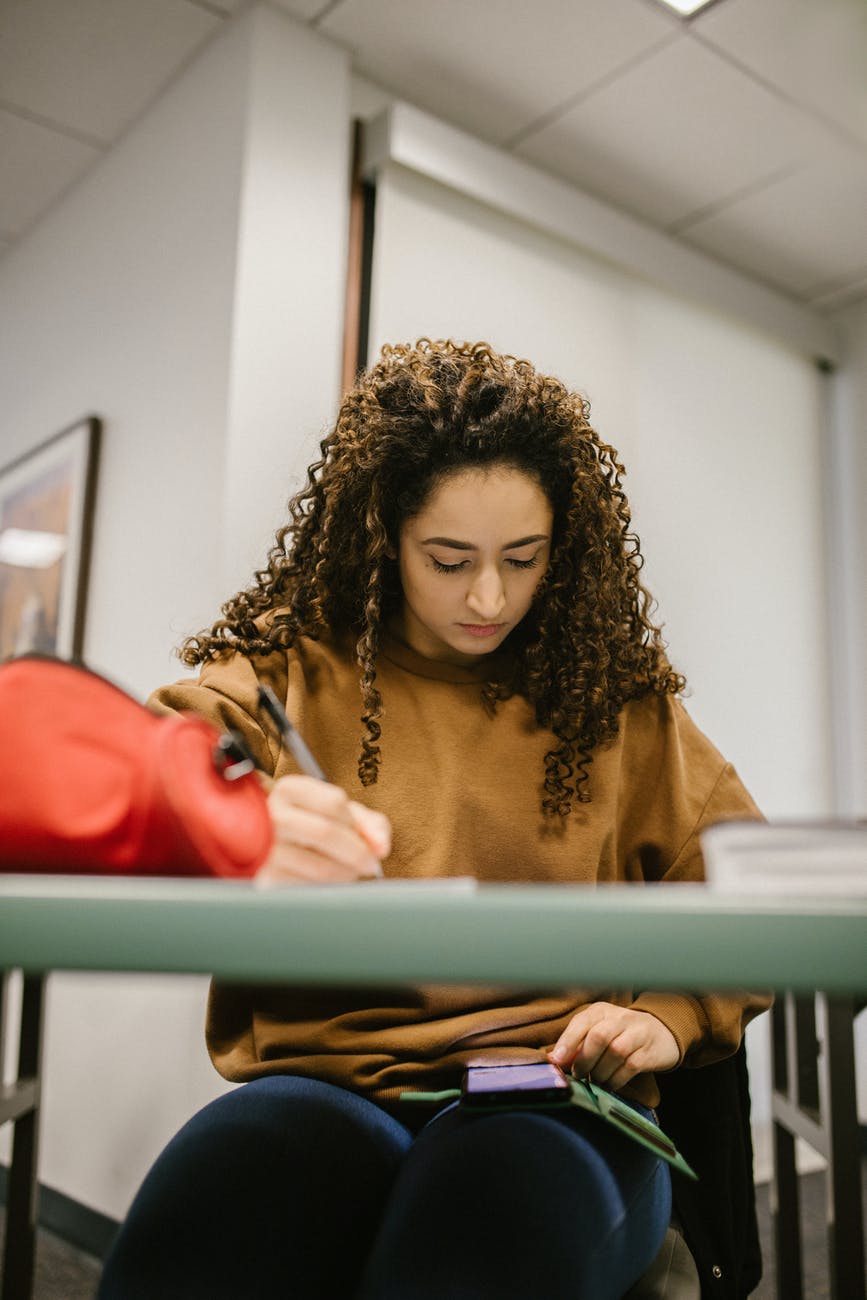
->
xmin=0 ymin=0 xmax=864 ymax=310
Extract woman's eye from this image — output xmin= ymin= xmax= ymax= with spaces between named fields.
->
xmin=432 ymin=558 xmax=468 ymax=573
xmin=431 ymin=555 xmax=541 ymax=573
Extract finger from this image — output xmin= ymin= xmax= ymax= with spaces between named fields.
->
xmin=602 ymin=1036 xmax=666 ymax=1091
xmin=270 ymin=775 xmax=356 ymax=825
xmin=562 ymin=1014 xmax=638 ymax=1079
xmin=548 ymin=1030 xmax=593 ymax=1071
xmin=270 ymin=802 xmax=382 ymax=878
xmin=586 ymin=1032 xmax=643 ymax=1087
xmin=255 ymin=843 xmax=375 ymax=887
xmin=548 ymin=1003 xmax=612 ymax=1070
xmin=570 ymin=1020 xmax=622 ymax=1078
xmin=604 ymin=1056 xmax=645 ymax=1093
xmin=588 ymin=1017 xmax=677 ymax=1090
xmin=348 ymin=801 xmax=392 ymax=859
xmin=268 ymin=777 xmax=383 ymax=874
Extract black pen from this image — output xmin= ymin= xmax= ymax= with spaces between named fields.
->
xmin=257 ymin=684 xmax=328 ymax=782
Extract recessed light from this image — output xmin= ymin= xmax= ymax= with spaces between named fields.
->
xmin=653 ymin=0 xmax=721 ymax=16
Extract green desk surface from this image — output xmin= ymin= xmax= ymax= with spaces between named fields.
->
xmin=0 ymin=876 xmax=864 ymax=992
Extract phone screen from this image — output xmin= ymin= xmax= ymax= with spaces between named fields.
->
xmin=462 ymin=1062 xmax=571 ymax=1107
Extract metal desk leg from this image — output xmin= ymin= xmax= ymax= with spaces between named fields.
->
xmin=772 ymin=995 xmax=805 ymax=1298
xmin=816 ymin=995 xmax=865 ymax=1300
xmin=771 ymin=992 xmax=865 ymax=1300
xmin=1 ymin=973 xmax=45 ymax=1300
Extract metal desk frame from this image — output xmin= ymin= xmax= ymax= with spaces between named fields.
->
xmin=1 ymin=973 xmax=44 ymax=1300
xmin=771 ymin=993 xmax=865 ymax=1300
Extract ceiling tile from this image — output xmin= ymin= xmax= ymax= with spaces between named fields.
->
xmin=272 ymin=0 xmax=336 ymax=19
xmin=0 ymin=0 xmax=221 ymax=142
xmin=0 ymin=108 xmax=100 ymax=235
xmin=0 ymin=0 xmax=863 ymax=307
xmin=696 ymin=0 xmax=867 ymax=149
xmin=678 ymin=139 xmax=867 ymax=300
xmin=513 ymin=33 xmax=827 ymax=228
xmin=320 ymin=0 xmax=677 ymax=146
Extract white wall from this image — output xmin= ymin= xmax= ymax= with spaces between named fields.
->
xmin=0 ymin=4 xmax=350 ymax=1219
xmin=828 ymin=297 xmax=867 ymax=1126
xmin=222 ymin=11 xmax=351 ymax=594
xmin=828 ymin=300 xmax=867 ymax=819
xmin=0 ymin=16 xmax=245 ymax=694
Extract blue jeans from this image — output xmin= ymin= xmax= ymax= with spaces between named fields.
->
xmin=99 ymin=1075 xmax=671 ymax=1299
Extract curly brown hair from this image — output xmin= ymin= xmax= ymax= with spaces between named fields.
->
xmin=182 ymin=339 xmax=684 ymax=815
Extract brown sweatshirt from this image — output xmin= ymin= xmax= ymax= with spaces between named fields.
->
xmin=149 ymin=630 xmax=769 ymax=1108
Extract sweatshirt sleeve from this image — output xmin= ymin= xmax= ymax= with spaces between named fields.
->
xmin=148 ymin=652 xmax=284 ymax=781
xmin=625 ymin=708 xmax=773 ymax=1066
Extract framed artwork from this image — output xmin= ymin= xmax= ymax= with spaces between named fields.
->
xmin=0 ymin=417 xmax=101 ymax=661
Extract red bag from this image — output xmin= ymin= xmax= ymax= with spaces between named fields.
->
xmin=0 ymin=656 xmax=273 ymax=877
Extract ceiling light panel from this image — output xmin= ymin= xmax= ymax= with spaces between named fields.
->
xmin=654 ymin=0 xmax=720 ymax=16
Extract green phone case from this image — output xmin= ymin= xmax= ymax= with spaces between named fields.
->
xmin=400 ymin=1075 xmax=697 ymax=1181
xmin=567 ymin=1077 xmax=697 ymax=1180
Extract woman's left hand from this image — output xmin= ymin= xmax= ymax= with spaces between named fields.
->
xmin=547 ymin=1002 xmax=679 ymax=1092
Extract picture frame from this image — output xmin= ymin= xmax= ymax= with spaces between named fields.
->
xmin=0 ymin=417 xmax=102 ymax=661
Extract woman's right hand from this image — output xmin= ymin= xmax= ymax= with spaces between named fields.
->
xmin=255 ymin=775 xmax=391 ymax=885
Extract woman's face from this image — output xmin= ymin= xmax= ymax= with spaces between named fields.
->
xmin=393 ymin=466 xmax=554 ymax=666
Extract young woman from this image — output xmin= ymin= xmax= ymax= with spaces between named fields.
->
xmin=100 ymin=339 xmax=768 ymax=1299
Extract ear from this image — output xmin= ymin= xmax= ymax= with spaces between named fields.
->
xmin=384 ymin=543 xmax=398 ymax=560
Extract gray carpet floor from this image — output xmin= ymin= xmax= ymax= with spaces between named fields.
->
xmin=1 ymin=1167 xmax=865 ymax=1298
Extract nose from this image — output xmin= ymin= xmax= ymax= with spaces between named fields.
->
xmin=465 ymin=566 xmax=506 ymax=621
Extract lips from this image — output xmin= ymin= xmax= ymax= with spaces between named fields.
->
xmin=458 ymin=623 xmax=506 ymax=638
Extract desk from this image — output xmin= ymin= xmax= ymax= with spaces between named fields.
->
xmin=1 ymin=876 xmax=865 ymax=1299
xmin=0 ymin=876 xmax=864 ymax=989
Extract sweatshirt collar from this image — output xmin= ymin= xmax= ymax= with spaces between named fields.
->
xmin=379 ymin=628 xmax=516 ymax=685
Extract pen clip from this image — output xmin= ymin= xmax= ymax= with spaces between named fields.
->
xmin=213 ymin=730 xmax=257 ymax=781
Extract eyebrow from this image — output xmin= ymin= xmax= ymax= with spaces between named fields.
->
xmin=421 ymin=534 xmax=549 ymax=551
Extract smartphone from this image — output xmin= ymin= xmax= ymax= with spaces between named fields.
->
xmin=461 ymin=1062 xmax=572 ymax=1108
